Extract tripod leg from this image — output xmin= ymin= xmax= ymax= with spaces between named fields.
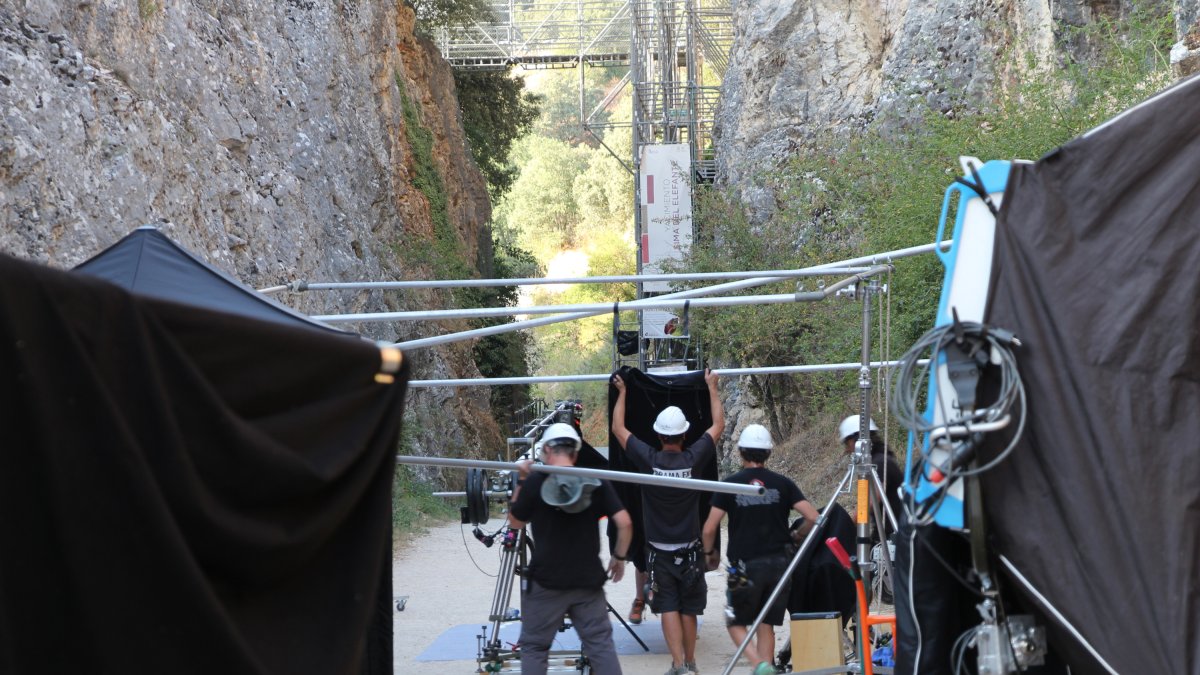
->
xmin=607 ymin=601 xmax=649 ymax=651
xmin=486 ymin=530 xmax=525 ymax=652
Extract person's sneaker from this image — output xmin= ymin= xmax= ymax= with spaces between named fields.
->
xmin=752 ymin=662 xmax=776 ymax=675
xmin=684 ymin=661 xmax=699 ymax=674
xmin=664 ymin=665 xmax=690 ymax=675
xmin=628 ymin=598 xmax=646 ymax=625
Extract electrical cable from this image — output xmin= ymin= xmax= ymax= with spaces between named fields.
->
xmin=913 ymin=529 xmax=985 ymax=599
xmin=461 ymin=522 xmax=501 ymax=578
xmin=951 ymin=625 xmax=980 ymax=675
xmin=891 ymin=319 xmax=1027 ymax=673
xmin=890 ymin=320 xmax=1025 ymax=527
xmin=906 ymin=524 xmax=923 ymax=673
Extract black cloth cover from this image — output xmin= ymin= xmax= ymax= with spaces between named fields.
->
xmin=606 ymin=366 xmax=720 ymax=568
xmin=782 ymin=502 xmax=859 ymax=624
xmin=74 ymin=227 xmax=349 ymax=335
xmin=0 ymin=254 xmax=407 ymax=674
xmin=575 ymin=439 xmax=609 ymax=469
xmin=787 ymin=504 xmax=857 ymax=625
xmin=980 ymin=74 xmax=1200 ymax=674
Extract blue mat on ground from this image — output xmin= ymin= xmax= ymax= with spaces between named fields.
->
xmin=415 ymin=618 xmax=693 ymax=661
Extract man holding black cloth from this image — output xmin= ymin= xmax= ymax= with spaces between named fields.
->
xmin=611 ymin=369 xmax=724 ymax=675
xmin=508 ymin=423 xmax=634 ymax=675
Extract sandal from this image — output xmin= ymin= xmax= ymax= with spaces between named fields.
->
xmin=629 ymin=598 xmax=646 ymax=624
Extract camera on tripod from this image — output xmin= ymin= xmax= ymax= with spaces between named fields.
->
xmin=459 ymin=437 xmax=533 ymax=527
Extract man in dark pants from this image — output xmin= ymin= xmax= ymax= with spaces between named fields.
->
xmin=508 ymin=423 xmax=634 ymax=675
xmin=701 ymin=424 xmax=820 ymax=675
xmin=611 ymin=369 xmax=724 ymax=675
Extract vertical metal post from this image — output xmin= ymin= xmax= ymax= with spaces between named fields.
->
xmin=855 ymin=279 xmax=877 ymax=594
xmin=631 ymin=0 xmax=646 ymax=371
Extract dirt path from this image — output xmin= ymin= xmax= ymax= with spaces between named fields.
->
xmin=393 ymin=519 xmax=784 ymax=674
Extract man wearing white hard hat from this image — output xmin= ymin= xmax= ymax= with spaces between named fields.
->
xmin=701 ymin=424 xmax=819 ymax=675
xmin=838 ymin=414 xmax=903 ymax=522
xmin=509 ymin=422 xmax=634 ymax=675
xmin=611 ymin=369 xmax=724 ymax=675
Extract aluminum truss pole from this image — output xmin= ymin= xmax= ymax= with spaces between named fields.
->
xmin=315 ymin=271 xmax=872 ymax=323
xmin=405 ymin=360 xmax=929 ymax=388
xmin=258 ymin=267 xmax=872 ymax=294
xmin=394 ymin=455 xmax=765 ymax=496
xmin=389 ymin=242 xmax=946 ymax=350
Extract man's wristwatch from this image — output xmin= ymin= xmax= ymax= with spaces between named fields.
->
xmin=613 ymin=552 xmax=628 ymax=561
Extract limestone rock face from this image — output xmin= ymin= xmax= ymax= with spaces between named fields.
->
xmin=713 ymin=0 xmax=1188 ymax=437
xmin=0 ymin=1 xmax=502 ymax=460
xmin=714 ymin=0 xmax=1186 ymax=209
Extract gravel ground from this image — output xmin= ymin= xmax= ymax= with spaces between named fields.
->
xmin=392 ymin=519 xmax=786 ymax=675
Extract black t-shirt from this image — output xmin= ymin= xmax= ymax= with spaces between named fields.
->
xmin=711 ymin=467 xmax=804 ymax=563
xmin=509 ymin=473 xmax=625 ymax=589
xmin=624 ymin=433 xmax=715 ymax=545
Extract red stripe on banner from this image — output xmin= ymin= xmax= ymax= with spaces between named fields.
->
xmin=646 ymin=175 xmax=655 ymax=204
xmin=641 ymin=234 xmax=650 ymax=263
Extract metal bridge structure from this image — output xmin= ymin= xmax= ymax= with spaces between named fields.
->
xmin=433 ymin=0 xmax=731 ymax=180
xmin=434 ymin=0 xmax=735 ymax=371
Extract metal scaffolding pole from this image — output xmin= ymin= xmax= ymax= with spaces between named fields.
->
xmin=389 ymin=241 xmax=948 ymax=351
xmin=315 ymin=271 xmax=870 ymax=323
xmin=258 ymin=267 xmax=872 ymax=294
xmin=394 ymin=455 xmax=764 ymax=496
xmin=405 ymin=360 xmax=928 ymax=388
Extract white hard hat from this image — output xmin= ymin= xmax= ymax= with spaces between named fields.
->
xmin=541 ymin=422 xmax=582 ymax=453
xmin=737 ymin=424 xmax=773 ymax=450
xmin=838 ymin=415 xmax=878 ymax=442
xmin=653 ymin=406 xmax=690 ymax=435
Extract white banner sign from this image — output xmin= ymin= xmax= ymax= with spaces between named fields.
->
xmin=639 ymin=144 xmax=693 ymax=292
xmin=643 ymin=310 xmax=687 ymax=338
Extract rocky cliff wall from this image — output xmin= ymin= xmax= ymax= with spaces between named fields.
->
xmin=713 ymin=0 xmax=1196 ymax=447
xmin=0 ymin=1 xmax=503 ymax=462
xmin=715 ymin=0 xmax=1191 ymax=217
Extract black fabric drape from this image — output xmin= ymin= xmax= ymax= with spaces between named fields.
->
xmin=0 ymin=254 xmax=407 ymax=674
xmin=605 ymin=366 xmax=720 ymax=567
xmin=981 ymin=75 xmax=1200 ymax=674
xmin=787 ymin=504 xmax=856 ymax=624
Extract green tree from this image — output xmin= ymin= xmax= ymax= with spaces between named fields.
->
xmin=528 ymin=67 xmax=625 ymax=144
xmin=409 ymin=0 xmax=493 ymax=34
xmin=469 ymin=241 xmax=543 ymax=424
xmin=455 ymin=69 xmax=544 ymax=201
xmin=494 ymin=135 xmax=591 ymax=259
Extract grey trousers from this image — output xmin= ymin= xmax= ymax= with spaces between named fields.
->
xmin=519 ymin=580 xmax=622 ymax=675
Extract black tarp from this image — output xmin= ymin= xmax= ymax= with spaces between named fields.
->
xmin=606 ymin=366 xmax=720 ymax=567
xmin=980 ymin=75 xmax=1200 ymax=674
xmin=74 ymin=226 xmax=348 ymax=335
xmin=0 ymin=253 xmax=407 ymax=674
xmin=787 ymin=504 xmax=857 ymax=623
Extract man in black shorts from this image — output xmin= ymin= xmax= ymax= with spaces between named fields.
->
xmin=701 ymin=424 xmax=819 ymax=675
xmin=508 ymin=423 xmax=634 ymax=675
xmin=611 ymin=369 xmax=724 ymax=675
